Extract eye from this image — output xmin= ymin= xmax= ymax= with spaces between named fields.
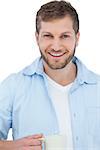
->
xmin=61 ymin=35 xmax=70 ymax=39
xmin=43 ymin=34 xmax=53 ymax=38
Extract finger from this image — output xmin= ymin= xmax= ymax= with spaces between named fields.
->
xmin=33 ymin=145 xmax=42 ymax=150
xmin=27 ymin=138 xmax=42 ymax=146
xmin=26 ymin=134 xmax=43 ymax=139
xmin=25 ymin=145 xmax=42 ymax=150
xmin=16 ymin=136 xmax=43 ymax=147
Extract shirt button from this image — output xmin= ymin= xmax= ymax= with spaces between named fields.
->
xmin=76 ymin=136 xmax=79 ymax=141
xmin=73 ymin=113 xmax=76 ymax=117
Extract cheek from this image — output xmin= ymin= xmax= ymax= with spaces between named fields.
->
xmin=64 ymin=43 xmax=75 ymax=51
xmin=66 ymin=40 xmax=76 ymax=50
xmin=39 ymin=40 xmax=51 ymax=52
xmin=63 ymin=43 xmax=76 ymax=55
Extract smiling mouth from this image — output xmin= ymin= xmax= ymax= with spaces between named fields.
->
xmin=48 ymin=52 xmax=65 ymax=57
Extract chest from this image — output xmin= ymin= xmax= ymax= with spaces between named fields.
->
xmin=12 ymin=79 xmax=100 ymax=148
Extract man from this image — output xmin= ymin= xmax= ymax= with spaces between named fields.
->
xmin=0 ymin=0 xmax=100 ymax=149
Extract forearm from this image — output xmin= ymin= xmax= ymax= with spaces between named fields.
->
xmin=0 ymin=140 xmax=17 ymax=150
xmin=0 ymin=134 xmax=43 ymax=150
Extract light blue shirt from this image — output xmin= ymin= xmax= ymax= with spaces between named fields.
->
xmin=0 ymin=56 xmax=100 ymax=149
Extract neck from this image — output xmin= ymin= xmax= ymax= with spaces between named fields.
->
xmin=43 ymin=61 xmax=77 ymax=86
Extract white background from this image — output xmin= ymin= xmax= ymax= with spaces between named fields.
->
xmin=0 ymin=0 xmax=100 ymax=140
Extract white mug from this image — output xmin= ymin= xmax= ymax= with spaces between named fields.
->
xmin=41 ymin=134 xmax=67 ymax=150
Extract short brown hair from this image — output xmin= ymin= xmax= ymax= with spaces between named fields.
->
xmin=36 ymin=0 xmax=79 ymax=34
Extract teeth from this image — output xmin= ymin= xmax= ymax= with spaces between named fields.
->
xmin=50 ymin=53 xmax=63 ymax=56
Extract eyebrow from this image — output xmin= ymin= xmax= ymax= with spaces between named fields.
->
xmin=42 ymin=31 xmax=72 ymax=34
xmin=42 ymin=32 xmax=52 ymax=34
xmin=61 ymin=32 xmax=72 ymax=34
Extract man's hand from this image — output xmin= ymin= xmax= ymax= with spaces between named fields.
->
xmin=0 ymin=134 xmax=43 ymax=150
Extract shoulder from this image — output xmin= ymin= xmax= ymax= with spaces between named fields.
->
xmin=89 ymin=70 xmax=100 ymax=82
xmin=74 ymin=57 xmax=100 ymax=84
xmin=0 ymin=57 xmax=41 ymax=90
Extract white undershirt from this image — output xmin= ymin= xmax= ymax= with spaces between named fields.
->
xmin=45 ymin=74 xmax=73 ymax=149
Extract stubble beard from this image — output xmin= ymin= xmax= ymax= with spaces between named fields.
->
xmin=40 ymin=48 xmax=76 ymax=70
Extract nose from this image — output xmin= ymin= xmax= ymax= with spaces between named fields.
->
xmin=51 ymin=39 xmax=62 ymax=51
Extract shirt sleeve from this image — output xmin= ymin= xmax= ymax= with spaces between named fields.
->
xmin=0 ymin=74 xmax=15 ymax=140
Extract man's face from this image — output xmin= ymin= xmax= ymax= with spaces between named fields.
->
xmin=35 ymin=16 xmax=80 ymax=70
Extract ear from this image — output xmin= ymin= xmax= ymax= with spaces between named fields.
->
xmin=35 ymin=32 xmax=39 ymax=45
xmin=76 ymin=31 xmax=80 ymax=46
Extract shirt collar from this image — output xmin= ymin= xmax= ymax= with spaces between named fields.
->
xmin=22 ymin=56 xmax=97 ymax=84
xmin=22 ymin=56 xmax=44 ymax=76
xmin=72 ymin=56 xmax=97 ymax=84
